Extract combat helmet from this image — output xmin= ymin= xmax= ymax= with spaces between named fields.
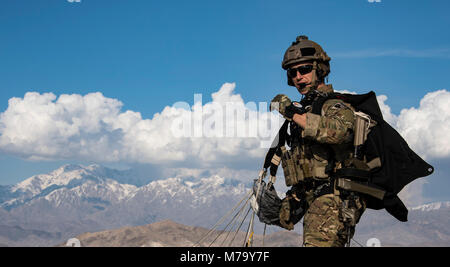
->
xmin=282 ymin=35 xmax=331 ymax=87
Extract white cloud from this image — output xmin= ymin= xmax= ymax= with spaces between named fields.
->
xmin=334 ymin=89 xmax=357 ymax=95
xmin=0 ymin=84 xmax=281 ymax=167
xmin=376 ymin=94 xmax=398 ymax=126
xmin=395 ymin=90 xmax=450 ymax=159
xmin=1 ymin=86 xmax=448 ymax=164
xmin=0 ymin=92 xmax=124 ymax=161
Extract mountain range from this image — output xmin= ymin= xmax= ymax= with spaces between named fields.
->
xmin=58 ymin=219 xmax=302 ymax=247
xmin=0 ymin=164 xmax=449 ymax=247
xmin=0 ymin=164 xmax=248 ymax=246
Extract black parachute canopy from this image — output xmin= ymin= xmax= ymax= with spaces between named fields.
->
xmin=252 ymin=179 xmax=282 ymax=226
xmin=334 ymin=91 xmax=434 ymax=221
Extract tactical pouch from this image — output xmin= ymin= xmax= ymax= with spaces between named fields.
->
xmin=353 ymin=111 xmax=376 ymax=147
xmin=281 ymin=146 xmax=304 ymax=186
xmin=310 ymin=145 xmax=331 ymax=179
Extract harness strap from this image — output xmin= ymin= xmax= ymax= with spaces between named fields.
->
xmin=336 ymin=178 xmax=386 ymax=200
xmin=334 ymin=168 xmax=371 ymax=181
xmin=263 ymin=120 xmax=289 ymax=177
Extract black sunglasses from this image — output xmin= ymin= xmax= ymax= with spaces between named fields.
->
xmin=287 ymin=65 xmax=314 ymax=77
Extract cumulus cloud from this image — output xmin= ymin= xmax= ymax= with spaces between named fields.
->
xmin=1 ymin=86 xmax=449 ymax=164
xmin=0 ymin=83 xmax=281 ymax=167
xmin=376 ymin=94 xmax=399 ymax=126
xmin=0 ymin=92 xmax=124 ymax=161
xmin=395 ymin=90 xmax=450 ymax=160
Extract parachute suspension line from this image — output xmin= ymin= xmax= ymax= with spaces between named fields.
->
xmin=219 ymin=193 xmax=254 ymax=247
xmin=191 ymin=190 xmax=252 ymax=247
xmin=244 ymin=210 xmax=256 ymax=247
xmin=351 ymin=238 xmax=364 ymax=247
xmin=262 ymin=224 xmax=267 ymax=247
xmin=246 ymin=232 xmax=254 ymax=247
xmin=241 ymin=206 xmax=254 ymax=247
xmin=200 ymin=191 xmax=252 ymax=247
xmin=228 ymin=206 xmax=252 ymax=247
xmin=244 ymin=169 xmax=266 ymax=247
xmin=194 ymin=169 xmax=270 ymax=247
xmin=219 ymin=211 xmax=242 ymax=247
xmin=208 ymin=192 xmax=253 ymax=247
xmin=346 ymin=228 xmax=353 ymax=247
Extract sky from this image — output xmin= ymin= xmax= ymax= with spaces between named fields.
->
xmin=0 ymin=0 xmax=449 ymax=206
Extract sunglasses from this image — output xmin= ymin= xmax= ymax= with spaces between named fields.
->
xmin=287 ymin=65 xmax=314 ymax=77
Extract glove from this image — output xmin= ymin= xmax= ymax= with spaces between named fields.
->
xmin=279 ymin=192 xmax=307 ymax=231
xmin=271 ymin=94 xmax=305 ymax=121
xmin=279 ymin=196 xmax=295 ymax=230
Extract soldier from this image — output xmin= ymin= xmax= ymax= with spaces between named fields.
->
xmin=271 ymin=35 xmax=366 ymax=247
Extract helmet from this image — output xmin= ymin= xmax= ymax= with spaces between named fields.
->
xmin=282 ymin=35 xmax=331 ymax=86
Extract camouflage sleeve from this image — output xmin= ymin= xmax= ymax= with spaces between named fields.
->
xmin=302 ymin=99 xmax=355 ymax=144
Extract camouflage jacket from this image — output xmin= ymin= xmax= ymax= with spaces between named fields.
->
xmin=290 ymin=84 xmax=355 ymax=180
xmin=303 ymin=84 xmax=355 ymax=145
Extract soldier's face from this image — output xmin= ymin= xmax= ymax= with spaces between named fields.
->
xmin=289 ymin=63 xmax=314 ymax=95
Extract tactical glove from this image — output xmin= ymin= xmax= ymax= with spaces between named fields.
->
xmin=279 ymin=196 xmax=295 ymax=230
xmin=279 ymin=192 xmax=306 ymax=231
xmin=270 ymin=94 xmax=305 ymax=121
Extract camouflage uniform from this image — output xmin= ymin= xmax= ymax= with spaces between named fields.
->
xmin=295 ymin=84 xmax=366 ymax=247
xmin=303 ymin=193 xmax=365 ymax=247
xmin=275 ymin=35 xmax=366 ymax=247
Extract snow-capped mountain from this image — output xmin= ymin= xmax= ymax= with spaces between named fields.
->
xmin=0 ymin=164 xmax=249 ymax=246
xmin=2 ymin=164 xmax=247 ymax=212
xmin=2 ymin=164 xmax=138 ymax=210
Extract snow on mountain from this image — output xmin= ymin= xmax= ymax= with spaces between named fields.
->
xmin=0 ymin=164 xmax=250 ymax=238
xmin=2 ymin=164 xmax=247 ymax=209
xmin=10 ymin=163 xmax=149 ymax=195
xmin=2 ymin=164 xmax=140 ymax=210
xmin=134 ymin=175 xmax=246 ymax=210
xmin=41 ymin=178 xmax=138 ymax=206
xmin=12 ymin=164 xmax=87 ymax=194
xmin=411 ymin=201 xmax=450 ymax=212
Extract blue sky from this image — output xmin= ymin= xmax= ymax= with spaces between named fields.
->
xmin=0 ymin=0 xmax=449 ymax=204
